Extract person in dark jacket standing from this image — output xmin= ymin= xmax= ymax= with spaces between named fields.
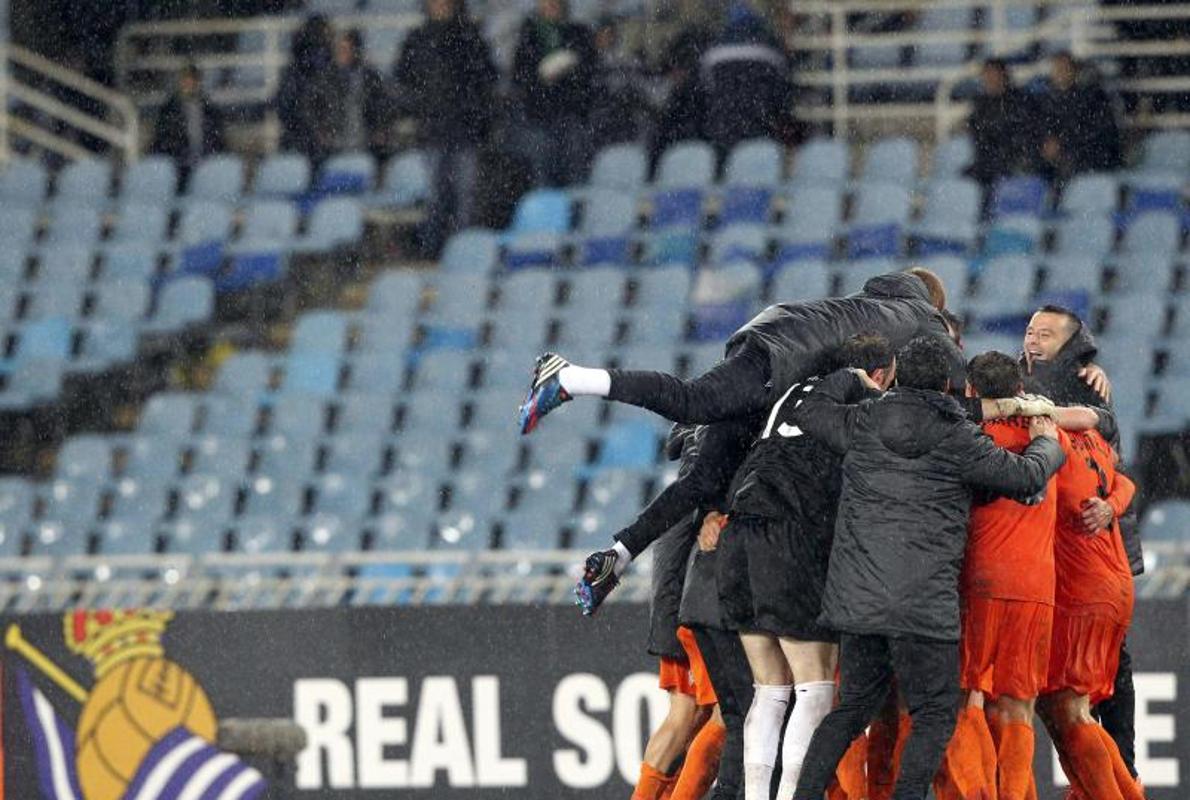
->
xmin=277 ymin=15 xmax=341 ymax=166
xmin=967 ymin=59 xmax=1038 ymax=194
xmin=700 ymin=1 xmax=794 ymax=159
xmin=510 ymin=0 xmax=598 ymax=187
xmin=1038 ymin=52 xmax=1123 ymax=183
xmin=394 ymin=0 xmax=497 ymax=255
xmin=789 ymin=336 xmax=1067 ymax=800
xmin=151 ymin=63 xmax=225 ymax=183
xmin=329 ymin=31 xmax=391 ymax=159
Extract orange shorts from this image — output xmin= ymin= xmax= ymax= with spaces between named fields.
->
xmin=1045 ymin=604 xmax=1128 ymax=704
xmin=960 ymin=596 xmax=1053 ymax=700
xmin=658 ymin=626 xmax=717 ymax=706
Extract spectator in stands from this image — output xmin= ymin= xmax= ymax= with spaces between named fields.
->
xmin=151 ymin=63 xmax=225 ymax=182
xmin=967 ymin=59 xmax=1038 ymax=194
xmin=330 ymin=31 xmax=392 ymax=159
xmin=510 ymin=0 xmax=598 ymax=187
xmin=701 ymin=1 xmax=795 ymax=158
xmin=649 ymin=26 xmax=709 ymax=173
xmin=1038 ymin=52 xmax=1123 ymax=183
xmin=277 ymin=14 xmax=341 ymax=166
xmin=588 ymin=15 xmax=650 ymax=149
xmin=394 ymin=0 xmax=497 ymax=255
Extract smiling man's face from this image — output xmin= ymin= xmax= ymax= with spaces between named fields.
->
xmin=1023 ymin=311 xmax=1077 ymax=368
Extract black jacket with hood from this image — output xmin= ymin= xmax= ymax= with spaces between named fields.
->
xmin=728 ymin=272 xmax=963 ymax=404
xmin=1022 ymin=322 xmax=1142 ymax=575
xmin=794 ymin=370 xmax=1067 ymax=642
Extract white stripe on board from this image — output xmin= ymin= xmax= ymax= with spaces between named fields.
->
xmin=32 ymin=688 xmax=79 ymax=800
xmin=215 ymin=767 xmax=264 ymax=800
xmin=177 ymin=752 xmax=240 ymax=800
xmin=129 ymin=737 xmax=206 ymax=800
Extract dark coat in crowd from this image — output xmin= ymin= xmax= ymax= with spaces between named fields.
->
xmin=1022 ymin=323 xmax=1142 ymax=576
xmin=648 ymin=424 xmax=701 ymax=659
xmin=968 ymin=87 xmax=1039 ymax=184
xmin=728 ymin=273 xmax=960 ymax=404
xmin=325 ymin=60 xmax=392 ymax=151
xmin=1040 ymin=82 xmax=1123 ymax=173
xmin=512 ymin=14 xmax=598 ymax=124
xmin=277 ymin=19 xmax=340 ymax=159
xmin=794 ymin=369 xmax=1066 ymax=642
xmin=151 ymin=91 xmax=225 ymax=162
xmin=700 ymin=5 xmax=793 ymax=152
xmin=394 ymin=15 xmax=498 ymax=146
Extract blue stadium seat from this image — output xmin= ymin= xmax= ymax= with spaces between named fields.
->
xmin=432 ymin=509 xmax=493 ymax=552
xmin=176 ymin=201 xmax=235 ymax=245
xmin=724 ymin=139 xmax=783 ymax=187
xmin=374 ymin=469 xmax=438 ymax=516
xmin=589 ymin=143 xmax=648 ymax=192
xmin=983 ymin=215 xmax=1043 ymax=258
xmin=13 ymin=317 xmax=73 ymax=361
xmin=107 ymin=475 xmax=172 ymax=521
xmin=97 ymin=517 xmax=159 ymax=556
xmin=930 ymin=136 xmax=974 ymax=179
xmin=281 ymin=352 xmax=341 ymax=397
xmin=1140 ymin=500 xmax=1190 ymax=543
xmin=591 ymin=420 xmax=658 ymax=472
xmin=458 ymin=429 xmax=523 ymax=476
xmin=291 ymin=310 xmax=350 ymax=354
xmin=769 ymin=260 xmax=834 ymax=303
xmin=689 ymin=262 xmax=762 ymax=340
xmin=859 ymin=137 xmax=919 ymax=185
xmin=76 ymin=323 xmax=137 ymax=370
xmin=123 ymin=436 xmax=184 ymax=480
xmin=837 ymin=258 xmax=898 ymax=296
xmin=991 ymin=176 xmax=1048 ymax=218
xmin=269 ymin=394 xmax=328 ymax=438
xmin=414 ymin=351 xmax=474 ymax=394
xmin=56 ymin=159 xmax=111 ymax=205
xmin=969 ymin=256 xmax=1038 ymax=314
xmin=252 ymin=153 xmax=311 ymax=197
xmin=318 ymin=151 xmax=377 ymax=194
xmin=0 ymin=159 xmax=48 ymax=207
xmin=0 ymin=478 xmax=31 ymax=556
xmin=44 ymin=205 xmax=102 ymax=245
xmin=499 ymin=506 xmax=566 ymax=550
xmin=709 ymin=224 xmax=768 ymax=265
xmin=1060 ymin=173 xmax=1120 ymax=216
xmin=34 ymin=245 xmax=93 ymax=285
xmin=228 ymin=516 xmax=290 ymax=555
xmin=345 ymin=352 xmax=407 ymax=394
xmin=121 ymin=156 xmax=178 ymax=205
xmin=301 ymin=512 xmax=356 ymax=552
xmin=310 ymin=472 xmax=373 ymax=519
xmin=200 ymin=395 xmax=260 ymax=438
xmin=1120 ymin=212 xmax=1181 ymax=256
xmin=256 ymin=436 xmax=320 ymax=480
xmin=239 ymin=200 xmax=299 ymax=246
xmin=297 ymin=197 xmax=364 ymax=251
xmin=243 ymin=473 xmax=307 ymax=518
xmin=633 ymin=264 xmax=692 ymax=309
xmin=851 ymin=184 xmax=913 ymax=226
xmin=323 ymin=435 xmax=389 ymax=477
xmin=401 ymin=390 xmax=463 ymax=433
xmin=39 ymin=477 xmax=105 ymax=530
xmin=102 ymin=244 xmax=158 ymax=283
xmin=774 ymin=186 xmax=843 ymax=264
xmin=214 ymin=352 xmax=275 ymax=398
xmin=649 ymin=189 xmax=704 ymax=231
xmin=1101 ymin=293 xmax=1168 ymax=339
xmin=578 ymin=189 xmax=637 ymax=265
xmin=367 ymin=510 xmax=434 ymax=551
xmin=916 ymin=178 xmax=981 ymax=253
xmin=567 ymin=267 xmax=626 ymax=308
xmin=91 ymin=279 xmax=151 ymax=322
xmin=913 ymin=7 xmax=973 ymax=66
xmin=509 ymin=189 xmax=572 ymax=235
xmin=656 ymin=141 xmax=716 ymax=188
xmin=719 ymin=185 xmax=773 ymax=226
xmin=109 ymin=203 xmax=170 ymax=246
xmin=0 ymin=359 xmax=64 ymax=406
xmin=187 ymin=154 xmax=245 ymax=203
xmin=56 ymin=435 xmax=113 ymax=483
xmin=188 ymin=435 xmax=253 ymax=480
xmin=504 ymin=232 xmax=564 ymax=270
xmin=1135 ymin=130 xmax=1190 ymax=174
xmin=366 ymin=270 xmax=424 ymax=321
xmin=392 ymin=428 xmax=455 ymax=475
xmin=144 ymin=277 xmax=214 ymax=333
xmin=24 ymin=284 xmax=84 ymax=322
xmin=337 ymin=393 xmax=399 ymax=435
xmin=1052 ymin=214 xmax=1116 ymax=258
xmin=375 ymin=150 xmax=430 ymax=207
xmin=0 ymin=207 xmax=37 ymax=248
xmin=918 ymin=256 xmax=970 ymax=300
xmin=790 ymin=138 xmax=849 ymax=187
xmin=173 ymin=473 xmax=239 ymax=530
xmin=440 ymin=229 xmax=500 ymax=276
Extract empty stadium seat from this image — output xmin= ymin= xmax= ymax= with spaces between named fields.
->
xmin=319 ymin=151 xmax=377 ymax=194
xmin=143 ymin=277 xmax=214 ymax=333
xmin=56 ymin=159 xmax=111 ymax=204
xmin=509 ymin=189 xmax=572 ymax=235
xmin=440 ymin=229 xmax=500 ymax=276
xmin=656 ymin=141 xmax=716 ymax=188
xmin=375 ymin=150 xmax=430 ymax=207
xmin=859 ymin=137 xmax=919 ymax=185
xmin=188 ymin=154 xmax=245 ymax=203
xmin=790 ymin=138 xmax=849 ymax=186
xmin=253 ymin=153 xmax=311 ymax=197
xmin=724 ymin=139 xmax=783 ymax=186
xmin=0 ymin=159 xmax=48 ymax=207
xmin=589 ymin=143 xmax=648 ymax=192
xmin=297 ymin=197 xmax=364 ymax=252
xmin=121 ymin=156 xmax=178 ymax=205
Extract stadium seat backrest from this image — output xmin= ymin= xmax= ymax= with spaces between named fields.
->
xmin=992 ymin=175 xmax=1048 ymax=217
xmin=791 ymin=138 xmax=850 ymax=186
xmin=590 ymin=143 xmax=648 ymax=191
xmin=931 ymin=136 xmax=974 ymax=179
xmin=1061 ymin=173 xmax=1120 ymax=215
xmin=656 ymin=140 xmax=716 ymax=188
xmin=1138 ymin=130 xmax=1190 ymax=173
xmin=151 ymin=277 xmax=214 ymax=329
xmin=35 ymin=245 xmax=93 ymax=284
xmin=103 ymin=245 xmax=158 ymax=283
xmin=281 ymin=352 xmax=342 ymax=397
xmin=110 ymin=203 xmax=170 ymax=244
xmin=381 ymin=150 xmax=431 ymax=206
xmin=45 ymin=205 xmax=103 ymax=245
xmin=440 ymin=229 xmax=500 ymax=275
xmin=1121 ymin=212 xmax=1181 ymax=256
xmin=851 ymin=184 xmax=912 ymax=227
xmin=1140 ymin=500 xmax=1190 ymax=542
xmin=56 ymin=435 xmax=113 ymax=483
xmin=188 ymin=154 xmax=245 ymax=203
xmin=0 ymin=207 xmax=37 ymax=246
xmin=92 ymin=279 xmax=151 ymax=321
xmin=0 ymin=159 xmax=48 ymax=206
xmin=56 ymin=159 xmax=111 ymax=204
xmin=291 ymin=310 xmax=350 ymax=354
xmin=305 ymin=197 xmax=364 ymax=246
xmin=770 ymin=260 xmax=834 ymax=303
xmin=241 ymin=200 xmax=299 ymax=242
xmin=254 ymin=153 xmax=311 ymax=197
xmin=1053 ymin=214 xmax=1116 ymax=258
xmin=177 ymin=201 xmax=234 ymax=244
xmin=724 ymin=139 xmax=783 ymax=187
xmin=510 ymin=189 xmax=572 ymax=235
xmin=15 ymin=317 xmax=73 ymax=361
xmin=580 ymin=189 xmax=638 ymax=237
xmin=319 ymin=151 xmax=377 ymax=194
xmin=860 ymin=137 xmax=919 ymax=185
xmin=121 ymin=156 xmax=178 ymax=205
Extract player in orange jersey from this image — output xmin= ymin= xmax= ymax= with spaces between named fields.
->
xmin=941 ymin=352 xmax=1098 ymax=800
xmin=1038 ymin=424 xmax=1141 ymax=800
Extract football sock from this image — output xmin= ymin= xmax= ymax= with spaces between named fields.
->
xmin=558 ymin=365 xmax=610 ymax=397
xmin=671 ymin=719 xmax=726 ymax=800
xmin=935 ymin=708 xmax=992 ymax=800
xmin=830 ymin=733 xmax=869 ymax=800
xmin=1061 ymin=722 xmax=1124 ymax=800
xmin=1094 ymin=726 xmax=1145 ymax=800
xmin=611 ymin=540 xmax=633 ymax=575
xmin=632 ymin=763 xmax=677 ymax=800
xmin=969 ymin=707 xmax=999 ymax=798
xmin=743 ymin=684 xmax=792 ymax=800
xmin=776 ymin=681 xmax=835 ymax=798
xmin=997 ymin=722 xmax=1035 ymax=800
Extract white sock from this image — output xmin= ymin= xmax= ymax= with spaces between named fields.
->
xmin=611 ymin=540 xmax=632 ymax=576
xmin=743 ymin=684 xmax=792 ymax=800
xmin=775 ymin=681 xmax=836 ymax=799
xmin=558 ymin=365 xmax=610 ymax=397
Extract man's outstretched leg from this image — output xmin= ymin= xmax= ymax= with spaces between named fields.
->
xmin=519 ymin=339 xmax=771 ymax=434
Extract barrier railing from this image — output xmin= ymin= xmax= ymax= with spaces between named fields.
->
xmin=0 ymin=542 xmax=1183 ymax=613
xmin=0 ymin=44 xmax=139 ymax=163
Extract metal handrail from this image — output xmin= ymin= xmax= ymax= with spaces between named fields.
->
xmin=0 ymin=43 xmax=139 ymax=163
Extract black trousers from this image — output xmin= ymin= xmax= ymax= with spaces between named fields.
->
xmin=692 ymin=625 xmax=754 ymax=800
xmin=793 ymin=633 xmax=960 ymax=800
xmin=607 ymin=337 xmax=772 ymax=424
xmin=1096 ymin=638 xmax=1137 ymax=778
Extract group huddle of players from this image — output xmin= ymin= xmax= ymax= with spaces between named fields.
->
xmin=518 ymin=267 xmax=1143 ymax=800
